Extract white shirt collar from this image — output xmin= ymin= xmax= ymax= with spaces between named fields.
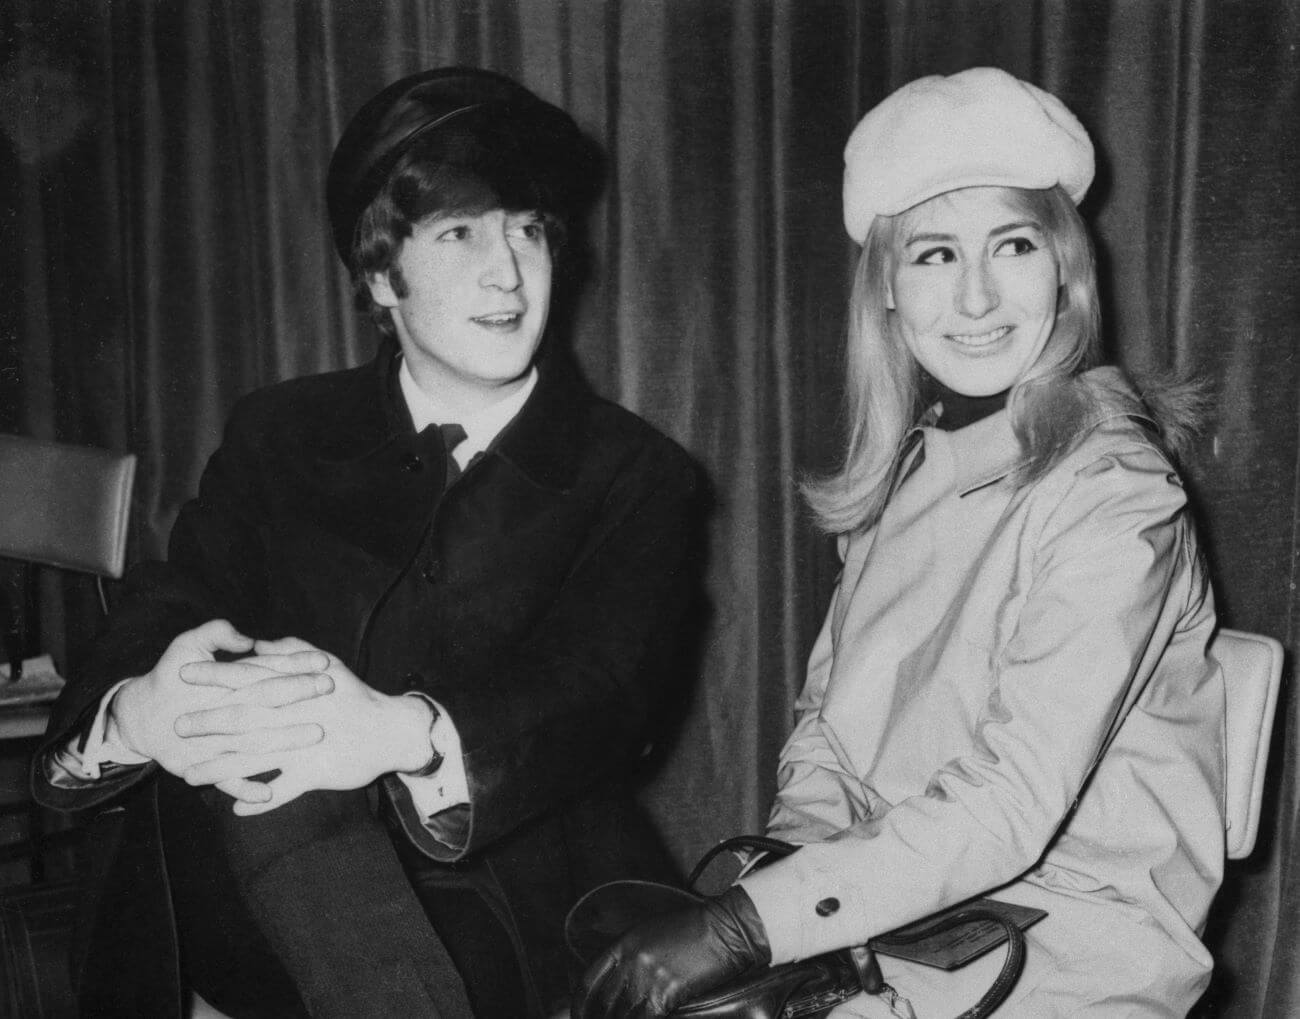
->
xmin=398 ymin=357 xmax=538 ymax=468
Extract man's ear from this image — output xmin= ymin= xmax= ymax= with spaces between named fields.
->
xmin=368 ymin=270 xmax=400 ymax=309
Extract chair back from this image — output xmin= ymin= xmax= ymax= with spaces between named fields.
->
xmin=0 ymin=433 xmax=136 ymax=578
xmin=0 ymin=435 xmax=136 ymax=883
xmin=1211 ymin=628 xmax=1284 ymax=860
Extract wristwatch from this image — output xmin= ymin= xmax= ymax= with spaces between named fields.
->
xmin=403 ymin=695 xmax=445 ymax=778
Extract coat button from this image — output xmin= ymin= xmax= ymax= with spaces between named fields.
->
xmin=815 ymin=897 xmax=840 ymax=917
xmin=402 ymin=453 xmax=423 ymax=473
xmin=420 ymin=559 xmax=440 ymax=583
xmin=403 ymin=671 xmax=421 ymax=690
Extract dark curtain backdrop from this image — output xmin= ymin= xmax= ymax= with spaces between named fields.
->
xmin=3 ymin=1 xmax=1298 ymax=1014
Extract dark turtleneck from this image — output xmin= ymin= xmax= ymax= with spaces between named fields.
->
xmin=919 ymin=372 xmax=1010 ymax=432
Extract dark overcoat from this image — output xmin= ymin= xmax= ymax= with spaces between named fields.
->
xmin=33 ymin=338 xmax=700 ymax=1017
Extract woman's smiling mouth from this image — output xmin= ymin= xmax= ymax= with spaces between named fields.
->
xmin=946 ymin=325 xmax=1012 ymax=348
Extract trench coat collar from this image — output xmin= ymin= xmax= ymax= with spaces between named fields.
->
xmin=942 ymin=406 xmax=1024 ymax=496
xmin=371 ymin=338 xmax=585 ymax=492
xmin=902 ymin=400 xmax=1023 ymax=498
xmin=913 ymin=367 xmax=1158 ymax=497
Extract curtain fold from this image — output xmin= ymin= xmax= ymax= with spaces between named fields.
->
xmin=3 ymin=1 xmax=1297 ymax=1013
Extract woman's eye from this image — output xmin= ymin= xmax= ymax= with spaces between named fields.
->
xmin=438 ymin=225 xmax=470 ymax=241
xmin=914 ymin=246 xmax=955 ymax=266
xmin=994 ymin=236 xmax=1038 ymax=257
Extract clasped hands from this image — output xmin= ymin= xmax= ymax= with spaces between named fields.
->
xmin=110 ymin=619 xmax=434 ymax=814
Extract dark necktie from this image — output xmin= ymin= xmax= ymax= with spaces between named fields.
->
xmin=439 ymin=423 xmax=467 ymax=488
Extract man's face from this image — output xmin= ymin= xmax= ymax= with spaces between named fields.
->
xmin=369 ymin=208 xmax=553 ymax=410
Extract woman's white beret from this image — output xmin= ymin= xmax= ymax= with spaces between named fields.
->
xmin=842 ymin=67 xmax=1094 ymax=243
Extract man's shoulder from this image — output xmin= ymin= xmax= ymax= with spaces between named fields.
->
xmin=507 ymin=361 xmax=699 ymax=493
xmin=583 ymin=393 xmax=689 ymax=460
xmin=221 ymin=356 xmax=389 ymax=458
xmin=232 ymin=358 xmax=378 ymax=426
xmin=570 ymin=392 xmax=700 ymax=490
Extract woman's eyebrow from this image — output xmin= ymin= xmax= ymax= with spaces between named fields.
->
xmin=989 ymin=220 xmax=1042 ymax=237
xmin=902 ymin=231 xmax=956 ymax=246
xmin=903 ymin=220 xmax=1043 ymax=247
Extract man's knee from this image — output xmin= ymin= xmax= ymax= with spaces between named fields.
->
xmin=162 ymin=777 xmax=376 ymax=878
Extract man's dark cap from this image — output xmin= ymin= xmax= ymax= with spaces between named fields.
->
xmin=326 ymin=66 xmax=599 ymax=263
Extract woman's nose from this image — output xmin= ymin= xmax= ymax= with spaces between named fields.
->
xmin=957 ymin=261 xmax=1000 ymax=318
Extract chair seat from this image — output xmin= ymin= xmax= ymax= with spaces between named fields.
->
xmin=0 ymin=708 xmax=49 ymax=741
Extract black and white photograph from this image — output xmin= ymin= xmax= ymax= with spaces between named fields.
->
xmin=1 ymin=2 xmax=1297 ymax=1017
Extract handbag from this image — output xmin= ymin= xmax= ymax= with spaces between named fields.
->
xmin=566 ymin=835 xmax=1038 ymax=1019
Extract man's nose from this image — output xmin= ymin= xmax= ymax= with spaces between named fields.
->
xmin=480 ymin=234 xmax=523 ymax=291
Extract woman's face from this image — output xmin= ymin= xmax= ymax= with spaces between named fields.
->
xmin=887 ymin=187 xmax=1061 ymax=397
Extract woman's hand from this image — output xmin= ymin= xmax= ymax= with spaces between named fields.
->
xmin=573 ymin=886 xmax=772 ymax=1018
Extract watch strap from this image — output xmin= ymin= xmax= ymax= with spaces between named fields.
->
xmin=402 ymin=695 xmax=445 ymax=778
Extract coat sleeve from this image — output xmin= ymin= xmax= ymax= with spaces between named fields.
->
xmin=384 ymin=439 xmax=702 ymax=861
xmin=32 ymin=402 xmax=271 ymax=813
xmin=765 ymin=583 xmax=881 ymax=844
xmin=741 ymin=444 xmax=1207 ymax=964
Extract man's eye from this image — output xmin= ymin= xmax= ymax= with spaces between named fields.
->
xmin=438 ymin=225 xmax=470 ymax=241
xmin=510 ymin=221 xmax=545 ymax=241
xmin=914 ymin=246 xmax=955 ymax=266
xmin=995 ymin=236 xmax=1037 ymax=256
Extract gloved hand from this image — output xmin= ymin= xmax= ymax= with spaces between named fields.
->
xmin=573 ymin=885 xmax=772 ymax=1019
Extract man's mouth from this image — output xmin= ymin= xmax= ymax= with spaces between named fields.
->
xmin=947 ymin=326 xmax=1011 ymax=348
xmin=472 ymin=312 xmax=524 ymax=327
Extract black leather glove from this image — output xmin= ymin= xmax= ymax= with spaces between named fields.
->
xmin=573 ymin=885 xmax=773 ymax=1019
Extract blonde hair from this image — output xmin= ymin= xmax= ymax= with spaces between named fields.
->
xmin=804 ymin=185 xmax=1110 ymax=535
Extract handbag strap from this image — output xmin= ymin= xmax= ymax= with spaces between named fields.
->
xmin=687 ymin=835 xmax=1026 ymax=1019
xmin=871 ymin=907 xmax=1026 ymax=1019
xmin=686 ymin=834 xmax=799 ymax=889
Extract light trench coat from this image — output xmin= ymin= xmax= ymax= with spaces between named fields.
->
xmin=741 ymin=370 xmax=1225 ymax=1017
